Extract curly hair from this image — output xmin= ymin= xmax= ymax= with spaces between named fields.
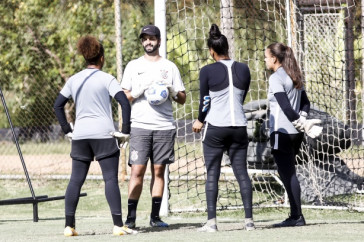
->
xmin=77 ymin=35 xmax=104 ymax=65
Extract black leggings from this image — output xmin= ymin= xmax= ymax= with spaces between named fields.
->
xmin=271 ymin=132 xmax=304 ymax=217
xmin=65 ymin=151 xmax=121 ymax=216
xmin=203 ymin=125 xmax=252 ymax=219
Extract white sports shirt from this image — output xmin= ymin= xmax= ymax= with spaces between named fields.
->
xmin=121 ymin=56 xmax=185 ymax=130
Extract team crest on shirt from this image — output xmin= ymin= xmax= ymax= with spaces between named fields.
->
xmin=130 ymin=150 xmax=138 ymax=161
xmin=160 ymin=70 xmax=168 ymax=79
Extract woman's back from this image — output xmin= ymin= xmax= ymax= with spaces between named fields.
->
xmin=201 ymin=60 xmax=250 ymax=127
xmin=60 ymin=69 xmax=121 ymax=139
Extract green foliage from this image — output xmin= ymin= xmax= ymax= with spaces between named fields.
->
xmin=0 ymin=0 xmax=363 ymax=127
xmin=0 ymin=0 xmax=153 ymax=129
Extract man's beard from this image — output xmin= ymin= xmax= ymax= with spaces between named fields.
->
xmin=143 ymin=44 xmax=159 ymax=54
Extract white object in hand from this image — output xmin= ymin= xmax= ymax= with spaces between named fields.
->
xmin=65 ymin=122 xmax=74 ymax=142
xmin=130 ymin=78 xmax=150 ymax=99
xmin=144 ymin=82 xmax=169 ymax=105
xmin=158 ymin=80 xmax=178 ymax=100
xmin=110 ymin=131 xmax=130 ymax=149
xmin=293 ymin=118 xmax=323 ymax=139
xmin=65 ymin=132 xmax=73 ymax=142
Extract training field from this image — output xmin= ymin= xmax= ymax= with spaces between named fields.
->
xmin=1 ymin=179 xmax=363 ymax=242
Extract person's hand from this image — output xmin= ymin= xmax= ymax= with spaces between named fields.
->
xmin=65 ymin=122 xmax=73 ymax=142
xmin=292 ymin=118 xmax=323 ymax=139
xmin=130 ymin=77 xmax=151 ymax=99
xmin=168 ymin=86 xmax=179 ymax=100
xmin=202 ymin=96 xmax=211 ymax=112
xmin=158 ymin=80 xmax=178 ymax=100
xmin=65 ymin=132 xmax=73 ymax=142
xmin=192 ymin=120 xmax=204 ymax=133
xmin=292 ymin=116 xmax=306 ymax=132
xmin=295 ymin=111 xmax=308 ymax=132
xmin=110 ymin=131 xmax=130 ymax=149
xmin=306 ymin=124 xmax=323 ymax=139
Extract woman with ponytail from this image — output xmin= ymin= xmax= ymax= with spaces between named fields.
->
xmin=192 ymin=24 xmax=254 ymax=232
xmin=265 ymin=42 xmax=322 ymax=227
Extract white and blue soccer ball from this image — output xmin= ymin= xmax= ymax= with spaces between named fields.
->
xmin=144 ymin=83 xmax=169 ymax=105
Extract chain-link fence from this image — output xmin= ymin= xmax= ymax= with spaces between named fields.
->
xmin=0 ymin=0 xmax=153 ymax=178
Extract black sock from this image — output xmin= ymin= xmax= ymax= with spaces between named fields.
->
xmin=112 ymin=214 xmax=123 ymax=227
xmin=127 ymin=199 xmax=139 ymax=222
xmin=151 ymin=197 xmax=162 ymax=220
xmin=65 ymin=215 xmax=75 ymax=228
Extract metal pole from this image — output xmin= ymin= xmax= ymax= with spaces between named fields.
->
xmin=155 ymin=0 xmax=167 ymax=59
xmin=114 ymin=0 xmax=127 ymax=181
xmin=361 ymin=0 xmax=364 ymax=143
xmin=154 ymin=0 xmax=169 ymax=217
xmin=220 ymin=0 xmax=235 ymax=59
xmin=115 ymin=0 xmax=123 ymax=83
xmin=0 ymin=86 xmax=38 ymax=221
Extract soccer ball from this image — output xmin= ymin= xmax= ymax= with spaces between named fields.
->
xmin=144 ymin=83 xmax=169 ymax=105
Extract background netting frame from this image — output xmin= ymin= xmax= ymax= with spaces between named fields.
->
xmin=0 ymin=0 xmax=363 ymax=213
xmin=166 ymin=0 xmax=363 ymax=212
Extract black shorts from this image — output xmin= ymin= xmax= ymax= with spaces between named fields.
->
xmin=269 ymin=131 xmax=304 ymax=155
xmin=202 ymin=123 xmax=249 ymax=149
xmin=70 ymin=138 xmax=119 ymax=161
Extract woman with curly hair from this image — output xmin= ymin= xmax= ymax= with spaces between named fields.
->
xmin=54 ymin=35 xmax=135 ymax=236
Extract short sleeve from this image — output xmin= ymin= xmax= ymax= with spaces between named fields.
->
xmin=108 ymin=77 xmax=122 ymax=97
xmin=172 ymin=63 xmax=185 ymax=92
xmin=121 ymin=62 xmax=134 ymax=91
xmin=60 ymin=80 xmax=72 ymax=99
xmin=268 ymin=74 xmax=285 ymax=94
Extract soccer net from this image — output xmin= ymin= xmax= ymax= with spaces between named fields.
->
xmin=0 ymin=0 xmax=363 ymax=213
xmin=166 ymin=0 xmax=364 ymax=212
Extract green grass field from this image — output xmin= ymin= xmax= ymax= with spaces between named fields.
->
xmin=0 ymin=179 xmax=363 ymax=242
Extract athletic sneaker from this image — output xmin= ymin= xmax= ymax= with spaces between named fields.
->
xmin=150 ymin=217 xmax=169 ymax=227
xmin=244 ymin=218 xmax=256 ymax=231
xmin=197 ymin=218 xmax=217 ymax=232
xmin=64 ymin=226 xmax=78 ymax=236
xmin=125 ymin=219 xmax=136 ymax=229
xmin=273 ymin=215 xmax=306 ymax=227
xmin=113 ymin=225 xmax=138 ymax=235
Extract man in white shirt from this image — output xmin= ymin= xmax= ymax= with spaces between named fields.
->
xmin=121 ymin=24 xmax=186 ymax=228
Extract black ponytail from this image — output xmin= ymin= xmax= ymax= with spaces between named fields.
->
xmin=207 ymin=24 xmax=229 ymax=56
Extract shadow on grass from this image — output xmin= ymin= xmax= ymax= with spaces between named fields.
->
xmin=136 ymin=222 xmax=202 ymax=233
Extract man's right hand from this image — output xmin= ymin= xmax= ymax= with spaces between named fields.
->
xmin=130 ymin=77 xmax=152 ymax=99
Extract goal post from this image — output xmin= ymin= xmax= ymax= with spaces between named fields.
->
xmin=154 ymin=0 xmax=170 ymax=216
